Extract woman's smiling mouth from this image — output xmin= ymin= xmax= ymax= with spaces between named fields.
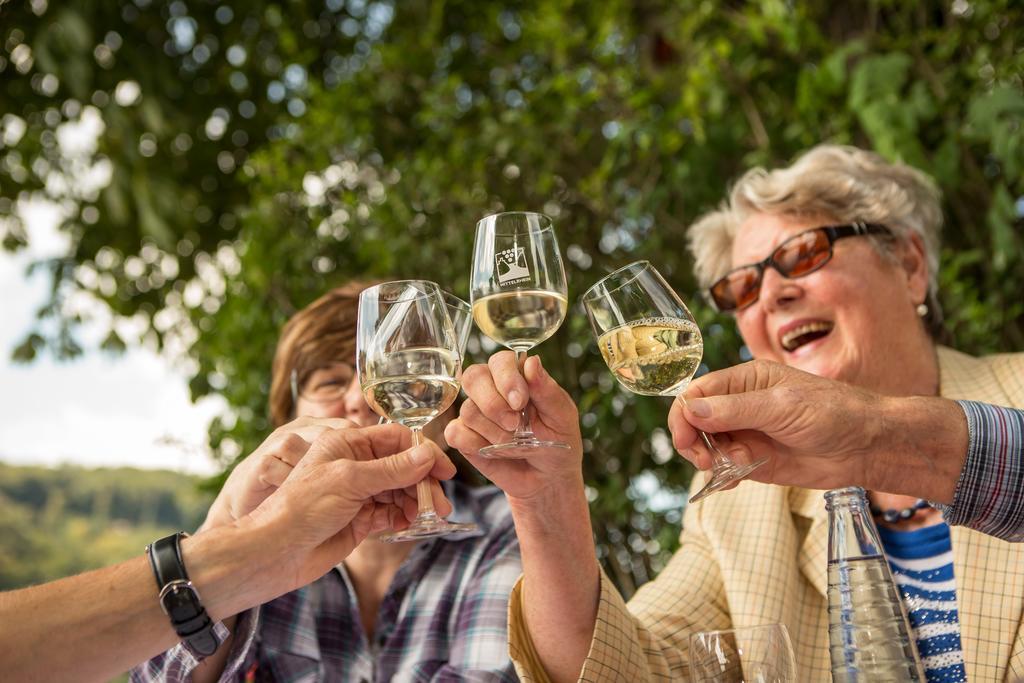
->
xmin=779 ymin=320 xmax=835 ymax=352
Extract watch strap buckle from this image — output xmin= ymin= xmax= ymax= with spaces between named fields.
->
xmin=147 ymin=532 xmax=221 ymax=657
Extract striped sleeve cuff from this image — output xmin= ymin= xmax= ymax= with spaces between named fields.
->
xmin=937 ymin=401 xmax=1024 ymax=542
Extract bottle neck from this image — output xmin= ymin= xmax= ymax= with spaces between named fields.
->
xmin=826 ymin=486 xmax=884 ymax=562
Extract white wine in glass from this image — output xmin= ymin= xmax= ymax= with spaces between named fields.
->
xmin=375 ymin=291 xmax=473 ymax=426
xmin=597 ymin=317 xmax=704 ymax=396
xmin=472 ymin=289 xmax=568 ymax=349
xmin=363 ymin=347 xmax=462 ymax=426
xmin=470 ymin=211 xmax=570 ymax=459
xmin=583 ymin=261 xmax=767 ymax=503
xmin=357 ymin=280 xmax=477 ymax=541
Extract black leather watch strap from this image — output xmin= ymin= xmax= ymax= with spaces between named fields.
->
xmin=147 ymin=532 xmax=220 ymax=657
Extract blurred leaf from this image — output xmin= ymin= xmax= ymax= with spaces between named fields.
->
xmin=987 ymin=184 xmax=1018 ymax=272
xmin=10 ymin=332 xmax=45 ymax=363
xmin=100 ymin=329 xmax=127 ymax=354
xmin=966 ymin=86 xmax=1024 ymax=178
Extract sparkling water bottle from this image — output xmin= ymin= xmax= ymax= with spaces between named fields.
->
xmin=826 ymin=487 xmax=925 ymax=681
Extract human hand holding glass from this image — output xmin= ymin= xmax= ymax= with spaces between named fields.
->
xmin=470 ymin=211 xmax=570 ymax=459
xmin=357 ymin=280 xmax=477 ymax=541
xmin=690 ymin=624 xmax=797 ymax=682
xmin=582 ymin=261 xmax=766 ymax=503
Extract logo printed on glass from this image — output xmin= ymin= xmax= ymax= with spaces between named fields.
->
xmin=495 ymin=246 xmax=531 ymax=285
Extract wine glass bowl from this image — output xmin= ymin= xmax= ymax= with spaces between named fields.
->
xmin=584 ymin=261 xmax=705 ymax=397
xmin=689 ymin=624 xmax=798 ymax=682
xmin=472 ymin=288 xmax=567 ymax=352
xmin=582 ymin=261 xmax=767 ymax=503
xmin=470 ymin=212 xmax=571 ymax=458
xmin=357 ymin=280 xmax=478 ymax=541
xmin=440 ymin=290 xmax=474 ymax=361
xmin=375 ymin=290 xmax=472 ymax=427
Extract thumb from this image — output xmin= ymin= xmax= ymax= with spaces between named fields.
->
xmin=682 ymin=389 xmax=787 ymax=436
xmin=685 ymin=360 xmax=781 ymax=400
xmin=523 ymin=355 xmax=577 ymax=433
xmin=343 ymin=443 xmax=437 ymax=498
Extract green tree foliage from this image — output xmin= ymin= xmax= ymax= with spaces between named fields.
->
xmin=0 ymin=463 xmax=210 ymax=590
xmin=2 ymin=0 xmax=1021 ymax=595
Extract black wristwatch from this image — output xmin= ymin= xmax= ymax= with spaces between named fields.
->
xmin=147 ymin=532 xmax=220 ymax=657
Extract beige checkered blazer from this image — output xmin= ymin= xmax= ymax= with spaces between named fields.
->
xmin=509 ymin=346 xmax=1024 ymax=681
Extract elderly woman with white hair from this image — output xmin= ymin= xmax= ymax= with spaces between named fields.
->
xmin=444 ymin=145 xmax=1024 ymax=681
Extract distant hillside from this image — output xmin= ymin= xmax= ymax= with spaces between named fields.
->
xmin=0 ymin=462 xmax=213 ymax=590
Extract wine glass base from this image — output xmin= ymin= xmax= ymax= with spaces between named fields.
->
xmin=688 ymin=458 xmax=768 ymax=504
xmin=478 ymin=438 xmax=571 ymax=460
xmin=377 ymin=519 xmax=479 ymax=543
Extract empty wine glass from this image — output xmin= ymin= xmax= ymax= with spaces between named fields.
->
xmin=357 ymin=280 xmax=477 ymax=541
xmin=470 ymin=211 xmax=570 ymax=458
xmin=582 ymin=261 xmax=767 ymax=503
xmin=441 ymin=290 xmax=473 ymax=360
xmin=689 ymin=624 xmax=797 ymax=682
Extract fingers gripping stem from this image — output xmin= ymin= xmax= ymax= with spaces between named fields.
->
xmin=513 ymin=350 xmax=532 ymax=439
xmin=410 ymin=428 xmax=435 ymax=515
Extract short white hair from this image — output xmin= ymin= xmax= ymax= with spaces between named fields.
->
xmin=687 ymin=145 xmax=943 ymax=311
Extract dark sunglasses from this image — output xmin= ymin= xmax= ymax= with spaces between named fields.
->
xmin=708 ymin=222 xmax=893 ymax=312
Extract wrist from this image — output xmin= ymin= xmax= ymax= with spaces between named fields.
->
xmin=179 ymin=520 xmax=288 ymax=622
xmin=507 ymin=475 xmax=597 ymax=570
xmin=506 ymin=475 xmax=589 ymax=533
xmin=871 ymin=395 xmax=967 ymax=503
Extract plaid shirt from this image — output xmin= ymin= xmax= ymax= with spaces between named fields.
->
xmin=939 ymin=400 xmax=1024 ymax=542
xmin=133 ymin=482 xmax=520 ymax=682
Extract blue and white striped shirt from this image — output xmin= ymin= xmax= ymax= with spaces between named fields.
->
xmin=879 ymin=523 xmax=967 ymax=683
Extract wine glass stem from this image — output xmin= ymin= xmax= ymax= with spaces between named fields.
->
xmin=410 ymin=427 xmax=436 ymax=516
xmin=700 ymin=430 xmax=733 ymax=470
xmin=513 ymin=349 xmax=534 ymax=440
xmin=678 ymin=395 xmax=735 ymax=470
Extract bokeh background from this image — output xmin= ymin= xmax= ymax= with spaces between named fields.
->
xmin=2 ymin=0 xmax=1022 ymax=598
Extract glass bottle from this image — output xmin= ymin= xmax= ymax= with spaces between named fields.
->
xmin=826 ymin=487 xmax=925 ymax=682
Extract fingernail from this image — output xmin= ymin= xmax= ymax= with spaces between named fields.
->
xmin=508 ymin=390 xmax=524 ymax=410
xmin=409 ymin=445 xmax=432 ymax=464
xmin=679 ymin=448 xmax=696 ymax=461
xmin=687 ymin=398 xmax=711 ymax=418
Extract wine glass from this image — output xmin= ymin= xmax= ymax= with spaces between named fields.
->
xmin=470 ymin=211 xmax=570 ymax=458
xmin=441 ymin=290 xmax=473 ymax=360
xmin=582 ymin=261 xmax=766 ymax=503
xmin=689 ymin=624 xmax=797 ymax=682
xmin=376 ymin=290 xmax=472 ymax=425
xmin=357 ymin=280 xmax=478 ymax=541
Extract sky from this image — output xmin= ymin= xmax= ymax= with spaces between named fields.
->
xmin=0 ymin=202 xmax=224 ymax=475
